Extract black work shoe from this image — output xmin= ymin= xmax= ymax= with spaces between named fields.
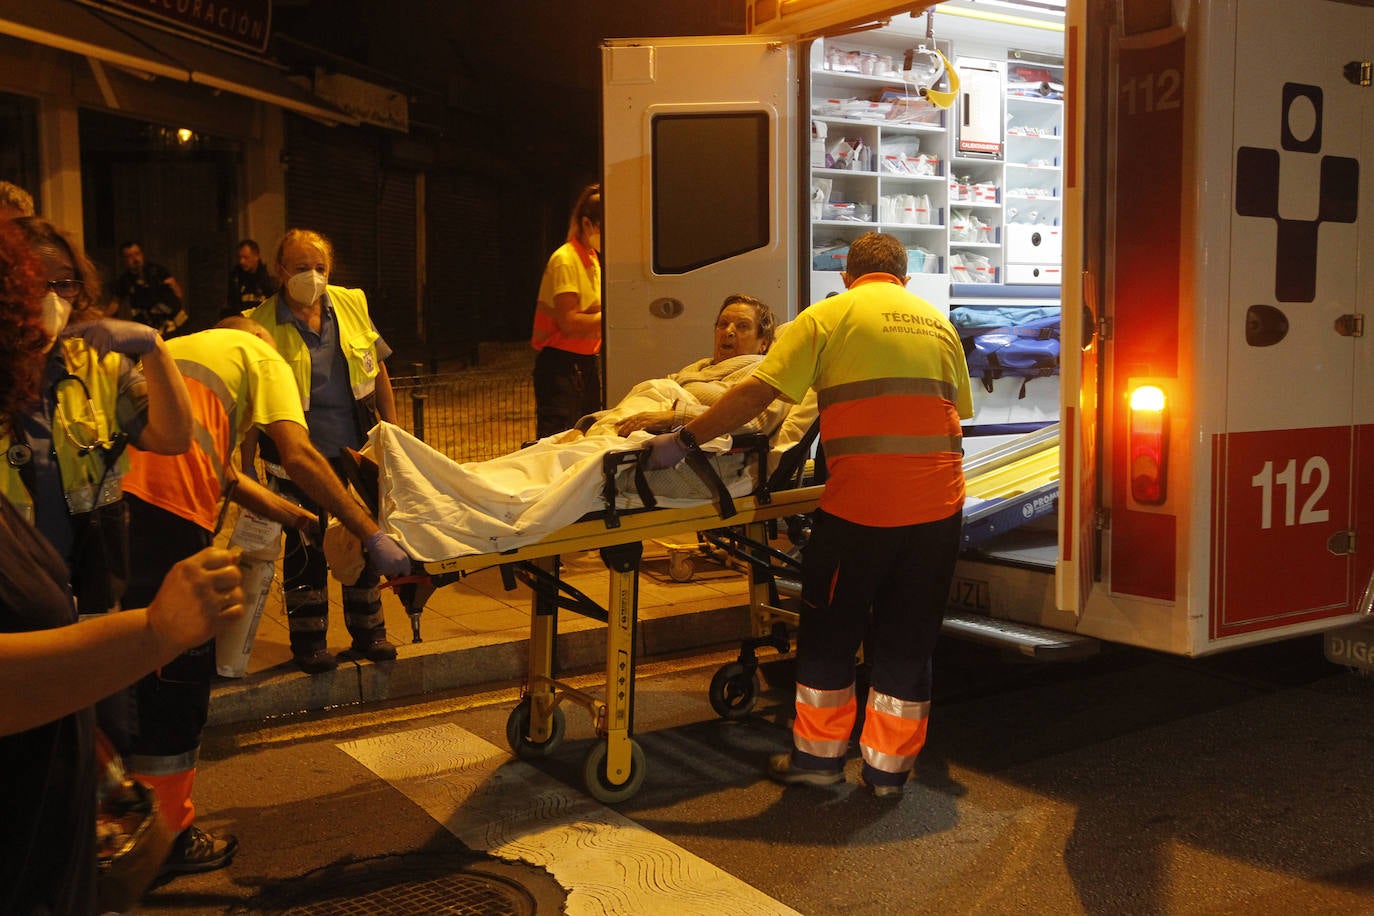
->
xmin=159 ymin=825 xmax=238 ymax=877
xmin=767 ymin=752 xmax=844 ymax=787
xmin=344 ymin=635 xmax=397 ymax=662
xmin=292 ymin=648 xmax=338 ymax=674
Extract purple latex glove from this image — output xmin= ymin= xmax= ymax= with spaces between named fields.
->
xmin=644 ymin=431 xmax=689 ymax=470
xmin=364 ymin=530 xmax=411 ymax=578
xmin=62 ymin=319 xmax=160 ymax=357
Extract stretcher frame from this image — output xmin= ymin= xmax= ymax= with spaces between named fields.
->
xmin=426 ymin=484 xmax=823 ymax=803
xmin=344 ymin=441 xmax=821 ymax=804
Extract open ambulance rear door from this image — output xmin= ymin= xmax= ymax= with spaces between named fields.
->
xmin=601 ymin=35 xmax=798 ymax=402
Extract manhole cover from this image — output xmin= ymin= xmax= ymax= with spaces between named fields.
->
xmin=247 ymin=853 xmax=562 ymax=915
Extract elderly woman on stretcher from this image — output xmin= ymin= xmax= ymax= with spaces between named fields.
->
xmin=567 ymin=293 xmax=788 ymax=440
xmin=353 ymin=294 xmax=818 ymax=562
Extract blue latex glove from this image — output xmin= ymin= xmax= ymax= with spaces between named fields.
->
xmin=364 ymin=530 xmax=411 ymax=578
xmin=62 ymin=319 xmax=160 ymax=357
xmin=644 ymin=431 xmax=689 ymax=470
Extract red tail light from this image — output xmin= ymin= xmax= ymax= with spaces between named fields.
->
xmin=1129 ymin=385 xmax=1168 ymax=505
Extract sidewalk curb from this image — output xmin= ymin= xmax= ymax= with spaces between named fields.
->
xmin=208 ymin=603 xmax=753 ymax=726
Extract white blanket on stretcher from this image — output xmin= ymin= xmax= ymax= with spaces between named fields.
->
xmin=368 ymin=379 xmax=816 ymax=562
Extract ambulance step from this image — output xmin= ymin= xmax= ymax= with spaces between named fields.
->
xmin=941 ymin=611 xmax=1099 ymax=661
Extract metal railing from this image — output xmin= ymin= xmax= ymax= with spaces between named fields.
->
xmin=390 ymin=364 xmax=535 ymax=464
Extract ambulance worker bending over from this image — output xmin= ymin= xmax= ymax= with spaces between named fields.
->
xmin=0 ymin=220 xmax=244 ymax=915
xmin=244 ymin=229 xmax=407 ymax=674
xmin=119 ymin=316 xmax=412 ymax=879
xmin=646 ymin=232 xmax=974 ymax=798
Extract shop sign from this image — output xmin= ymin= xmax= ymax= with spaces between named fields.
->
xmin=313 ymin=70 xmax=409 ymax=132
xmin=96 ymin=0 xmax=272 ymax=54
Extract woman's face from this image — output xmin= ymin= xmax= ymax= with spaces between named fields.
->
xmin=279 ymin=240 xmax=330 ymax=282
xmin=581 ymin=216 xmax=601 ymax=253
xmin=36 ymin=242 xmax=80 ymax=302
xmin=712 ymin=301 xmax=764 ymax=364
xmin=279 ymin=239 xmax=330 ymax=307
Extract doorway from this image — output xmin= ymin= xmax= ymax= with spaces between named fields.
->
xmin=80 ymin=108 xmax=241 ymax=331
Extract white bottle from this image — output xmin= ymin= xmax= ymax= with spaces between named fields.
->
xmin=215 ymin=508 xmax=284 ymax=678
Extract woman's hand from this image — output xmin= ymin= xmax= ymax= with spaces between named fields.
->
xmin=615 ymin=410 xmax=676 ymax=436
xmin=146 ymin=547 xmax=245 ymax=655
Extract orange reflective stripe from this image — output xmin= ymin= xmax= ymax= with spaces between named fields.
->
xmin=793 ymin=683 xmax=856 ymax=759
xmin=132 ymin=768 xmax=198 ymax=834
xmin=858 ymin=691 xmax=932 ymax=775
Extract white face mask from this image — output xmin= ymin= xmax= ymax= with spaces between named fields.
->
xmin=40 ymin=290 xmax=72 ymax=352
xmin=286 ymin=269 xmax=328 ymax=305
xmin=587 ymin=230 xmax=601 ymax=254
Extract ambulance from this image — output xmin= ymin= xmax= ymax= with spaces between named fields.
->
xmin=599 ymin=0 xmax=1374 ymax=668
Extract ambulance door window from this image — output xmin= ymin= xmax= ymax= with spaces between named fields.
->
xmin=652 ymin=112 xmax=769 ymax=273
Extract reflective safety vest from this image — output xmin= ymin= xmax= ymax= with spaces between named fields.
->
xmin=246 ymin=286 xmax=381 ymax=413
xmin=0 ymin=338 xmax=130 ymax=523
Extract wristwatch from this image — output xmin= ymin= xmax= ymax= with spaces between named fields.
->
xmin=675 ymin=425 xmax=700 ymax=451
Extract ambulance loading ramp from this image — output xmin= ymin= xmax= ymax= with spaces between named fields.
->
xmin=961 ymin=424 xmax=1060 ymax=554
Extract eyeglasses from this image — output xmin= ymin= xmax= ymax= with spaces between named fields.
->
xmin=47 ymin=278 xmax=84 ymax=299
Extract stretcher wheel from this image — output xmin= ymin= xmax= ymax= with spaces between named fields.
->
xmin=506 ymin=697 xmax=566 ymax=759
xmin=582 ymin=739 xmax=646 ymax=804
xmin=668 ymin=552 xmax=694 ymax=582
xmin=709 ymin=662 xmax=760 ymax=719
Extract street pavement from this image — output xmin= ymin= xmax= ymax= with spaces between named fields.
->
xmin=208 ymin=533 xmax=758 ymax=728
xmin=136 ymin=633 xmax=1374 ymax=915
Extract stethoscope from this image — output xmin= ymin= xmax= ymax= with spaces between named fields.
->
xmin=6 ymin=373 xmax=128 ymax=469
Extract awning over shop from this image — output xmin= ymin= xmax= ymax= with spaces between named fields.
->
xmin=0 ymin=0 xmax=357 ymax=125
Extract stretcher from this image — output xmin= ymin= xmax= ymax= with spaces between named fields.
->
xmin=340 ymin=428 xmax=821 ymax=804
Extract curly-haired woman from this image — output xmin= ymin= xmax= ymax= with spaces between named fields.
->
xmin=0 ymin=220 xmax=247 ymax=914
xmin=5 ymin=217 xmax=194 ymax=614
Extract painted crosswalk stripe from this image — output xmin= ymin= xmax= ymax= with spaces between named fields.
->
xmin=340 ymin=722 xmax=801 ymax=916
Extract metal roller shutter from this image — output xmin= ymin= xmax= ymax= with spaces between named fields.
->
xmin=376 ymin=166 xmax=418 ymax=355
xmin=284 ymin=115 xmax=380 ymax=295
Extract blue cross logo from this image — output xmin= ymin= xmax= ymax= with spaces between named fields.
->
xmin=1235 ymin=82 xmax=1359 ymax=305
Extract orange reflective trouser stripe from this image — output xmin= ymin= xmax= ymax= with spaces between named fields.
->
xmin=859 ymin=690 xmax=931 ymax=776
xmin=793 ymin=682 xmax=856 ymax=760
xmin=134 ymin=768 xmax=197 ymax=834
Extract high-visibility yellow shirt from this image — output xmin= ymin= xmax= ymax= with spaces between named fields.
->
xmin=122 ymin=329 xmax=307 ymax=531
xmin=754 ymin=273 xmax=973 ymax=527
xmin=531 ymin=240 xmax=601 ymax=355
